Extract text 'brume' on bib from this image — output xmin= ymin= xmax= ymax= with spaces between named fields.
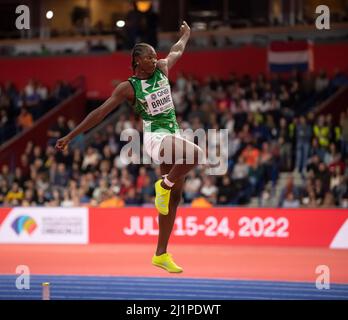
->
xmin=145 ymin=85 xmax=173 ymax=116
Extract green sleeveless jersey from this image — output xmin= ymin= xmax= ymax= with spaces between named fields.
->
xmin=128 ymin=68 xmax=179 ymax=133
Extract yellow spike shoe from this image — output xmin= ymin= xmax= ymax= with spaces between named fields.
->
xmin=152 ymin=253 xmax=183 ymax=273
xmin=155 ymin=179 xmax=171 ymax=215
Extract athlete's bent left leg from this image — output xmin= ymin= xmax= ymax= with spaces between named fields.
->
xmin=155 ymin=135 xmax=204 ymax=215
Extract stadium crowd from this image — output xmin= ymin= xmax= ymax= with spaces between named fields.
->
xmin=1 ymin=69 xmax=348 ymax=208
xmin=0 ymin=80 xmax=74 ymax=144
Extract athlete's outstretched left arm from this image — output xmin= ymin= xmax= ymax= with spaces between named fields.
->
xmin=55 ymin=81 xmax=133 ymax=152
xmin=158 ymin=21 xmax=190 ymax=75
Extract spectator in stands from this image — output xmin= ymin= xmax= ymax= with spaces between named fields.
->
xmin=25 ymin=82 xmax=42 ymax=120
xmin=314 ymin=178 xmax=325 ymax=205
xmin=308 ymin=137 xmax=325 ymax=161
xmin=322 ymin=192 xmax=336 ymax=207
xmin=341 ymin=184 xmax=348 ymax=208
xmin=217 ymin=175 xmax=234 ymax=205
xmin=124 ymin=187 xmax=141 ymax=205
xmin=92 ymin=179 xmax=109 ymax=203
xmin=23 ymin=188 xmax=36 ymax=205
xmin=307 ymin=190 xmax=318 ymax=208
xmin=34 ymin=188 xmax=47 ymax=206
xmin=48 ymin=188 xmax=61 ymax=207
xmin=315 ymin=70 xmax=329 ymax=93
xmin=183 ymin=170 xmax=202 ymax=203
xmin=61 ymin=189 xmax=74 ymax=207
xmin=200 ymin=176 xmax=218 ymax=205
xmin=278 ymin=84 xmax=290 ymax=110
xmin=295 ymin=115 xmax=312 ymax=173
xmin=232 ymin=156 xmax=252 ymax=203
xmin=0 ymin=165 xmax=12 ymax=186
xmin=5 ymin=182 xmax=24 ymax=204
xmin=52 ymin=81 xmax=73 ymax=101
xmin=341 ymin=111 xmax=348 ymax=158
xmin=141 ymin=175 xmax=155 ymax=204
xmin=31 ymin=145 xmax=44 ymax=163
xmin=260 ymin=141 xmax=278 ymax=185
xmin=282 ymin=192 xmax=300 ymax=208
xmin=0 ymin=109 xmax=10 ymax=142
xmin=24 ymin=79 xmax=35 ymax=98
xmin=324 ymin=143 xmax=339 ymax=165
xmin=36 ymin=82 xmax=48 ymax=101
xmin=316 ymin=162 xmax=330 ymax=193
xmin=278 ymin=176 xmax=300 ymax=207
xmin=48 ymin=116 xmax=69 ymax=146
xmin=135 ymin=166 xmax=146 ymax=191
xmin=0 ymin=180 xmax=8 ymax=205
xmin=17 ymin=108 xmax=33 ymax=132
xmin=330 ymin=68 xmax=348 ymax=90
xmin=313 ymin=115 xmax=330 ymax=151
xmin=13 ymin=167 xmax=26 ymax=188
xmin=330 ymin=166 xmax=343 ymax=201
xmin=241 ymin=143 xmax=260 ymax=168
xmin=278 ymin=117 xmax=292 ymax=171
xmin=52 ymin=163 xmax=69 ymax=187
xmin=99 ymin=189 xmax=125 ymax=208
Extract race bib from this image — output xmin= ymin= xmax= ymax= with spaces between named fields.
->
xmin=145 ymin=85 xmax=173 ymax=116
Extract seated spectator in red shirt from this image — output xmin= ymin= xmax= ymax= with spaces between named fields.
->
xmin=241 ymin=143 xmax=260 ymax=168
xmin=17 ymin=108 xmax=33 ymax=131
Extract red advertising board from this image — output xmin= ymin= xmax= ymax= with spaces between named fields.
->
xmin=89 ymin=208 xmax=348 ymax=248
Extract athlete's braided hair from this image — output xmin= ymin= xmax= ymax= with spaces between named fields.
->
xmin=131 ymin=43 xmax=152 ymax=71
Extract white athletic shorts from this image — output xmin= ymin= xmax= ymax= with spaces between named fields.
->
xmin=143 ymin=131 xmax=199 ymax=163
xmin=143 ymin=131 xmax=179 ymax=163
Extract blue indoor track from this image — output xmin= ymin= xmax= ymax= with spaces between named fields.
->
xmin=0 ymin=275 xmax=348 ymax=300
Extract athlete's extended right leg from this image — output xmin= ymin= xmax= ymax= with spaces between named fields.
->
xmin=156 ymin=164 xmax=185 ymax=256
xmin=152 ymin=163 xmax=184 ymax=273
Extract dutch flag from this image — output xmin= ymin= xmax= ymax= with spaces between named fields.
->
xmin=268 ymin=40 xmax=314 ymax=73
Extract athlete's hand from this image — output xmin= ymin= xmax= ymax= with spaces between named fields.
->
xmin=55 ymin=135 xmax=71 ymax=152
xmin=180 ymin=21 xmax=190 ymax=37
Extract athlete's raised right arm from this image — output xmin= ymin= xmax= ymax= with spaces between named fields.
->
xmin=55 ymin=81 xmax=133 ymax=151
xmin=157 ymin=21 xmax=190 ymax=76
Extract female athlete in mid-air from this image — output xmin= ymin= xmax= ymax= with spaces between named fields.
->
xmin=56 ymin=21 xmax=203 ymax=273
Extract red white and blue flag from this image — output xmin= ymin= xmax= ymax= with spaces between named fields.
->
xmin=268 ymin=40 xmax=314 ymax=72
